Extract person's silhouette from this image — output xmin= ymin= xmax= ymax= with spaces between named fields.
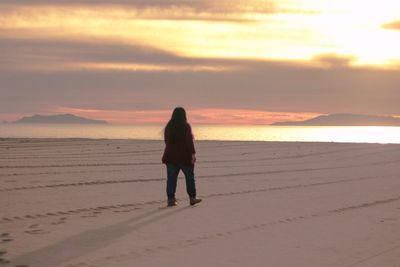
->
xmin=162 ymin=107 xmax=202 ymax=207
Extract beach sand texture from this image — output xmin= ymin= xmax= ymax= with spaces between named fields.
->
xmin=1 ymin=138 xmax=400 ymax=267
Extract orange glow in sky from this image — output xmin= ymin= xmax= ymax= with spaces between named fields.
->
xmin=51 ymin=107 xmax=321 ymax=125
xmin=1 ymin=1 xmax=400 ymax=68
xmin=1 ymin=1 xmax=400 ymax=124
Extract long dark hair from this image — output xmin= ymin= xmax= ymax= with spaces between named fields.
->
xmin=164 ymin=107 xmax=188 ymax=143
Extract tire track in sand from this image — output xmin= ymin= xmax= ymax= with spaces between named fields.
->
xmin=0 ymin=175 xmax=394 ymax=224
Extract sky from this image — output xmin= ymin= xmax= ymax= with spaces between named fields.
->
xmin=1 ymin=0 xmax=400 ymax=124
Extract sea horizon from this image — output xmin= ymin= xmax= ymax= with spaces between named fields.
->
xmin=1 ymin=123 xmax=400 ymax=144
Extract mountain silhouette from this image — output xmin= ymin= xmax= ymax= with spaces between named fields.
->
xmin=272 ymin=113 xmax=400 ymax=126
xmin=15 ymin=114 xmax=108 ymax=124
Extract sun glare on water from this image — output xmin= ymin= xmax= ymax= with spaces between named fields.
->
xmin=192 ymin=125 xmax=400 ymax=144
xmin=1 ymin=124 xmax=400 ymax=144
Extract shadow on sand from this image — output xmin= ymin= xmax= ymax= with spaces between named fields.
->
xmin=11 ymin=205 xmax=191 ymax=267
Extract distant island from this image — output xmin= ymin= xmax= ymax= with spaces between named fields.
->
xmin=15 ymin=114 xmax=108 ymax=124
xmin=272 ymin=113 xmax=400 ymax=126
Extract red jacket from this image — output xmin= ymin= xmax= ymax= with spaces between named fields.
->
xmin=162 ymin=124 xmax=196 ymax=166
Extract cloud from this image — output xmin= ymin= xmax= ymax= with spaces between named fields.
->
xmin=0 ymin=37 xmax=241 ymax=73
xmin=1 ymin=1 xmax=400 ymax=123
xmin=313 ymin=54 xmax=357 ymax=68
xmin=2 ymin=3 xmax=397 ymax=67
xmin=0 ymin=6 xmax=295 ymax=61
xmin=382 ymin=20 xmax=400 ymax=30
xmin=0 ymin=1 xmax=318 ymax=24
xmin=2 ymin=1 xmax=277 ymax=13
xmin=1 ymin=55 xmax=400 ymax=120
xmin=0 ymin=38 xmax=179 ymax=65
xmin=1 ymin=36 xmax=400 ymax=119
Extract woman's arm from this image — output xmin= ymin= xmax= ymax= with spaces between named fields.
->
xmin=186 ymin=124 xmax=196 ymax=154
xmin=164 ymin=129 xmax=168 ymax=144
xmin=186 ymin=124 xmax=196 ymax=164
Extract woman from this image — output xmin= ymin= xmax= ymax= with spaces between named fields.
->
xmin=162 ymin=107 xmax=202 ymax=207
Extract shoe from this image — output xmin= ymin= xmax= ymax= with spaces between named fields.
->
xmin=190 ymin=197 xmax=202 ymax=206
xmin=167 ymin=199 xmax=177 ymax=207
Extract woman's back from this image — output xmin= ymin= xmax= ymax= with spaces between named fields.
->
xmin=162 ymin=123 xmax=195 ymax=166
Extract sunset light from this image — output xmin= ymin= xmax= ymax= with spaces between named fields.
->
xmin=2 ymin=2 xmax=400 ymax=266
xmin=1 ymin=0 xmax=400 ymax=123
xmin=1 ymin=1 xmax=400 ymax=69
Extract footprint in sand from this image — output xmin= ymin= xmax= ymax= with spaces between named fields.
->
xmin=24 ymin=229 xmax=49 ymax=235
xmin=113 ymin=209 xmax=131 ymax=213
xmin=0 ymin=233 xmax=13 ymax=244
xmin=0 ymin=250 xmax=7 ymax=264
xmin=0 ymin=238 xmax=13 ymax=244
xmin=0 ymin=258 xmax=11 ymax=264
xmin=52 ymin=217 xmax=67 ymax=224
xmin=81 ymin=214 xmax=97 ymax=218
xmin=51 ymin=220 xmax=66 ymax=225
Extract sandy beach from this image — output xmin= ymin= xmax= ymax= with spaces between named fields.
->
xmin=1 ymin=138 xmax=400 ymax=267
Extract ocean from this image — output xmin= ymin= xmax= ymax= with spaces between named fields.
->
xmin=1 ymin=123 xmax=400 ymax=144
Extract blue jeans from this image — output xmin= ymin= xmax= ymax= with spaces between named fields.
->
xmin=166 ymin=164 xmax=196 ymax=199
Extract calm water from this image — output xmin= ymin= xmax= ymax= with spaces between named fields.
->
xmin=1 ymin=123 xmax=400 ymax=144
